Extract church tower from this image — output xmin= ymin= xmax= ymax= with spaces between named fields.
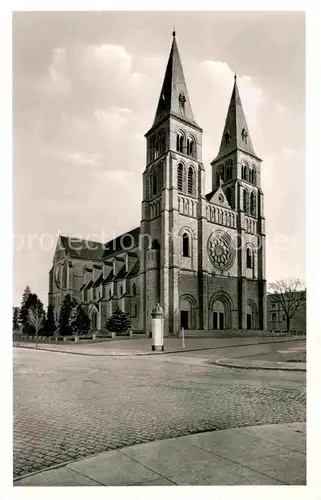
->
xmin=210 ymin=76 xmax=267 ymax=330
xmin=140 ymin=34 xmax=266 ymax=335
xmin=140 ymin=32 xmax=203 ymax=334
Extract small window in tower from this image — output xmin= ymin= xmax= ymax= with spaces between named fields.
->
xmin=241 ymin=161 xmax=248 ymax=180
xmin=132 ymin=283 xmax=136 ymax=296
xmin=176 ymin=133 xmax=184 ymax=153
xmin=250 ymin=192 xmax=256 ymax=216
xmin=272 ymin=313 xmax=276 ymax=322
xmin=182 ymin=233 xmax=190 ymax=257
xmin=244 ymin=165 xmax=249 ymax=182
xmin=246 ymin=248 xmax=253 ymax=269
xmin=225 ymin=129 xmax=231 ymax=144
xmin=187 ymin=167 xmax=194 ymax=195
xmin=120 ymin=286 xmax=123 ymax=296
xmin=252 ymin=166 xmax=257 ymax=186
xmin=241 ymin=127 xmax=248 ymax=145
xmin=177 ymin=163 xmax=183 ymax=191
xmin=179 ymin=92 xmax=186 ymax=112
xmin=109 ymin=289 xmax=112 ymax=299
xmin=187 ymin=137 xmax=196 ymax=158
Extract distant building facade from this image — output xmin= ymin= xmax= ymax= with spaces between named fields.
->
xmin=48 ymin=33 xmax=267 ymax=336
xmin=267 ymin=291 xmax=306 ymax=333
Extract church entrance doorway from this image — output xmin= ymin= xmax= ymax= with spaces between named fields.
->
xmin=179 ymin=295 xmax=197 ymax=330
xmin=180 ymin=311 xmax=189 ymax=330
xmin=213 ymin=311 xmax=225 ymax=330
xmin=212 ymin=299 xmax=226 ymax=329
xmin=247 ymin=313 xmax=252 ymax=329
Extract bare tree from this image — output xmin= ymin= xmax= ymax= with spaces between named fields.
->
xmin=268 ymin=279 xmax=306 ymax=332
xmin=28 ymin=302 xmax=45 ymax=347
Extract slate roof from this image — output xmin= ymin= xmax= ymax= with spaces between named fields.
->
xmin=214 ymin=77 xmax=258 ymax=162
xmin=59 ymin=226 xmax=140 ymax=262
xmin=102 ymin=227 xmax=140 ymax=259
xmin=60 ymin=236 xmax=105 ymax=261
xmin=150 ymin=33 xmax=201 ymax=131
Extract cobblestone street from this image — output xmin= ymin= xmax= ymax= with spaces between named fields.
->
xmin=13 ymin=346 xmax=306 ymax=479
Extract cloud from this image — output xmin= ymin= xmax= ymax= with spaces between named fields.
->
xmin=13 ymin=27 xmax=305 ymax=306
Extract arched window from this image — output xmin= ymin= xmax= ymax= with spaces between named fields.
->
xmin=243 ymin=189 xmax=249 ymax=213
xmin=158 ymin=130 xmax=165 ymax=155
xmin=176 ymin=133 xmax=184 ymax=153
xmin=244 ymin=165 xmax=249 ymax=182
xmin=132 ymin=283 xmax=136 ymax=296
xmin=182 ymin=233 xmax=190 ymax=257
xmin=250 ymin=192 xmax=256 ymax=216
xmin=187 ymin=167 xmax=194 ymax=195
xmin=187 ymin=137 xmax=196 ymax=158
xmin=120 ymin=286 xmax=123 ymax=296
xmin=252 ymin=166 xmax=256 ymax=186
xmin=109 ymin=289 xmax=112 ymax=299
xmin=246 ymin=248 xmax=253 ymax=269
xmin=241 ymin=161 xmax=248 ymax=180
xmin=249 ymin=168 xmax=253 ymax=184
xmin=177 ymin=163 xmax=183 ymax=191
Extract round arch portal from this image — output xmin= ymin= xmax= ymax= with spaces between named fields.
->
xmin=179 ymin=295 xmax=197 ymax=330
xmin=209 ymin=292 xmax=233 ymax=330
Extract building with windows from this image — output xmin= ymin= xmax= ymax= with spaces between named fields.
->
xmin=48 ymin=33 xmax=267 ymax=335
xmin=267 ymin=291 xmax=306 ymax=333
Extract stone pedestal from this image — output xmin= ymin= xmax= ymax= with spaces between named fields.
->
xmin=151 ymin=304 xmax=164 ymax=351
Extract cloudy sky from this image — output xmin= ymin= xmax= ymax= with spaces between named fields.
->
xmin=13 ymin=11 xmax=305 ymax=306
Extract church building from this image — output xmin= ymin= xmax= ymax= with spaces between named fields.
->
xmin=48 ymin=33 xmax=267 ymax=336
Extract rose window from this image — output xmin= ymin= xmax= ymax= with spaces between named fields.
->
xmin=207 ymin=231 xmax=235 ymax=270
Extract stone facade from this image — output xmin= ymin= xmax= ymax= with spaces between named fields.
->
xmin=48 ymin=34 xmax=267 ymax=336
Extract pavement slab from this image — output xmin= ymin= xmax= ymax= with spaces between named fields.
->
xmin=14 ymin=423 xmax=305 ymax=486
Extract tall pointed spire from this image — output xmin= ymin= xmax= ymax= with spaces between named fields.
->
xmin=215 ymin=77 xmax=256 ymax=160
xmin=152 ymin=33 xmax=199 ymax=129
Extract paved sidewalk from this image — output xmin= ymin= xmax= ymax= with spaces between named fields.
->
xmin=215 ymin=357 xmax=306 ymax=371
xmin=14 ymin=335 xmax=305 ymax=357
xmin=14 ymin=422 xmax=306 ymax=486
